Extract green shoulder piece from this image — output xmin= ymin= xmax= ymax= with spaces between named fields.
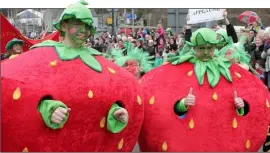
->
xmin=79 ymin=50 xmax=102 ymax=72
xmin=31 ymin=41 xmax=102 ymax=72
xmin=30 ymin=40 xmax=59 ymax=49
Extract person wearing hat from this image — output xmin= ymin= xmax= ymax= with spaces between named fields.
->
xmin=1 ymin=0 xmax=144 ymax=151
xmin=1 ymin=38 xmax=24 ymax=60
xmin=109 ymin=42 xmax=154 ymax=79
xmin=138 ymin=28 xmax=269 ymax=151
xmin=35 ymin=0 xmax=130 ymax=131
xmin=168 ymin=28 xmax=245 ymax=116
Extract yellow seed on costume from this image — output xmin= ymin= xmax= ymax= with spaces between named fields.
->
xmin=235 ymin=72 xmax=241 ymax=78
xmin=266 ymin=99 xmax=270 ymax=108
xmin=189 ymin=118 xmax=194 ymax=129
xmin=100 ymin=117 xmax=106 ymax=128
xmin=50 ymin=60 xmax=57 ymax=67
xmin=232 ymin=118 xmax=237 ymax=129
xmin=88 ymin=90 xmax=94 ymax=99
xmin=162 ymin=141 xmax=168 ymax=151
xmin=13 ymin=87 xmax=21 ymax=101
xmin=107 ymin=67 xmax=116 ymax=74
xmin=60 ymin=125 xmax=64 ymax=129
xmin=212 ymin=92 xmax=218 ymax=101
xmin=187 ymin=71 xmax=193 ymax=76
xmin=245 ymin=140 xmax=251 ymax=149
xmin=23 ymin=147 xmax=28 ymax=152
xmin=137 ymin=95 xmax=142 ymax=105
xmin=118 ymin=138 xmax=124 ymax=150
xmin=149 ymin=96 xmax=155 ymax=105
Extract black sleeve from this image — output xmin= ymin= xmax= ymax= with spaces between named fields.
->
xmin=250 ymin=43 xmax=256 ymax=51
xmin=149 ymin=48 xmax=155 ymax=56
xmin=226 ymin=23 xmax=238 ymax=43
xmin=263 ymin=126 xmax=270 ymax=152
xmin=185 ymin=29 xmax=192 ymax=42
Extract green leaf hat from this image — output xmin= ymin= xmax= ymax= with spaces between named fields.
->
xmin=216 ymin=29 xmax=230 ymax=47
xmin=190 ymin=28 xmax=219 ymax=46
xmin=53 ymin=0 xmax=96 ymax=36
xmin=219 ymin=35 xmax=258 ymax=74
xmin=5 ymin=38 xmax=24 ymax=51
xmin=166 ymin=28 xmax=232 ymax=88
xmin=109 ymin=42 xmax=154 ymax=73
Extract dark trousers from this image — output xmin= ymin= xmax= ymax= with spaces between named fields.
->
xmin=263 ymin=126 xmax=270 ymax=152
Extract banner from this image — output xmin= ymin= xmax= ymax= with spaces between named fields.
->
xmin=187 ymin=9 xmax=225 ymax=25
xmin=0 ymin=13 xmax=60 ymax=54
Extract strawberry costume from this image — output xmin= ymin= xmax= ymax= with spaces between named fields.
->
xmin=138 ymin=28 xmax=269 ymax=151
xmin=1 ymin=1 xmax=144 ymax=151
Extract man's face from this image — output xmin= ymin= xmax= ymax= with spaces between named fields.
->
xmin=124 ymin=59 xmax=140 ymax=77
xmin=155 ymin=33 xmax=160 ymax=38
xmin=99 ymin=38 xmax=103 ymax=44
xmin=249 ymin=31 xmax=255 ymax=38
xmin=136 ymin=41 xmax=141 ymax=47
xmin=148 ymin=41 xmax=154 ymax=46
xmin=255 ymin=63 xmax=261 ymax=69
xmin=66 ymin=19 xmax=91 ymax=46
xmin=255 ymin=37 xmax=263 ymax=47
xmin=145 ymin=35 xmax=150 ymax=40
xmin=194 ymin=44 xmax=216 ymax=62
xmin=170 ymin=39 xmax=174 ymax=44
xmin=252 ymin=21 xmax=258 ymax=28
xmin=12 ymin=44 xmax=22 ymax=54
xmin=118 ymin=41 xmax=123 ymax=48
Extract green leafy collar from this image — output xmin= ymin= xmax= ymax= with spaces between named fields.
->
xmin=31 ymin=40 xmax=102 ymax=72
xmin=168 ymin=49 xmax=232 ymax=88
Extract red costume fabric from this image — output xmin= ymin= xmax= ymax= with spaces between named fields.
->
xmin=1 ymin=47 xmax=144 ymax=151
xmin=139 ymin=62 xmax=269 ymax=151
xmin=0 ymin=13 xmax=60 ymax=54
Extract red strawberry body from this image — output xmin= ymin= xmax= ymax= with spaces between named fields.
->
xmin=139 ymin=62 xmax=269 ymax=152
xmin=1 ymin=47 xmax=144 ymax=151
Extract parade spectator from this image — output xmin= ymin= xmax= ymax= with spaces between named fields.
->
xmin=147 ymin=39 xmax=155 ymax=56
xmin=1 ymin=38 xmax=24 ymax=60
xmin=251 ymin=36 xmax=265 ymax=67
xmin=169 ymin=38 xmax=178 ymax=53
xmin=157 ymin=24 xmax=165 ymax=38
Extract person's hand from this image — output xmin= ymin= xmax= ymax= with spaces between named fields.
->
xmin=256 ymin=17 xmax=261 ymax=23
xmin=186 ymin=13 xmax=192 ymax=27
xmin=234 ymin=91 xmax=245 ymax=109
xmin=113 ymin=108 xmax=129 ymax=123
xmin=184 ymin=87 xmax=196 ymax=106
xmin=186 ymin=13 xmax=190 ymax=22
xmin=51 ymin=107 xmax=71 ymax=124
xmin=223 ymin=9 xmax=228 ymax=19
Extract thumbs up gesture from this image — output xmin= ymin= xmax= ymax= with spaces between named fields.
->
xmin=234 ymin=91 xmax=245 ymax=109
xmin=184 ymin=87 xmax=196 ymax=106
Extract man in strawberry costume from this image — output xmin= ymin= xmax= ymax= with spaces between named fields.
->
xmin=139 ymin=28 xmax=269 ymax=152
xmin=1 ymin=1 xmax=144 ymax=151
